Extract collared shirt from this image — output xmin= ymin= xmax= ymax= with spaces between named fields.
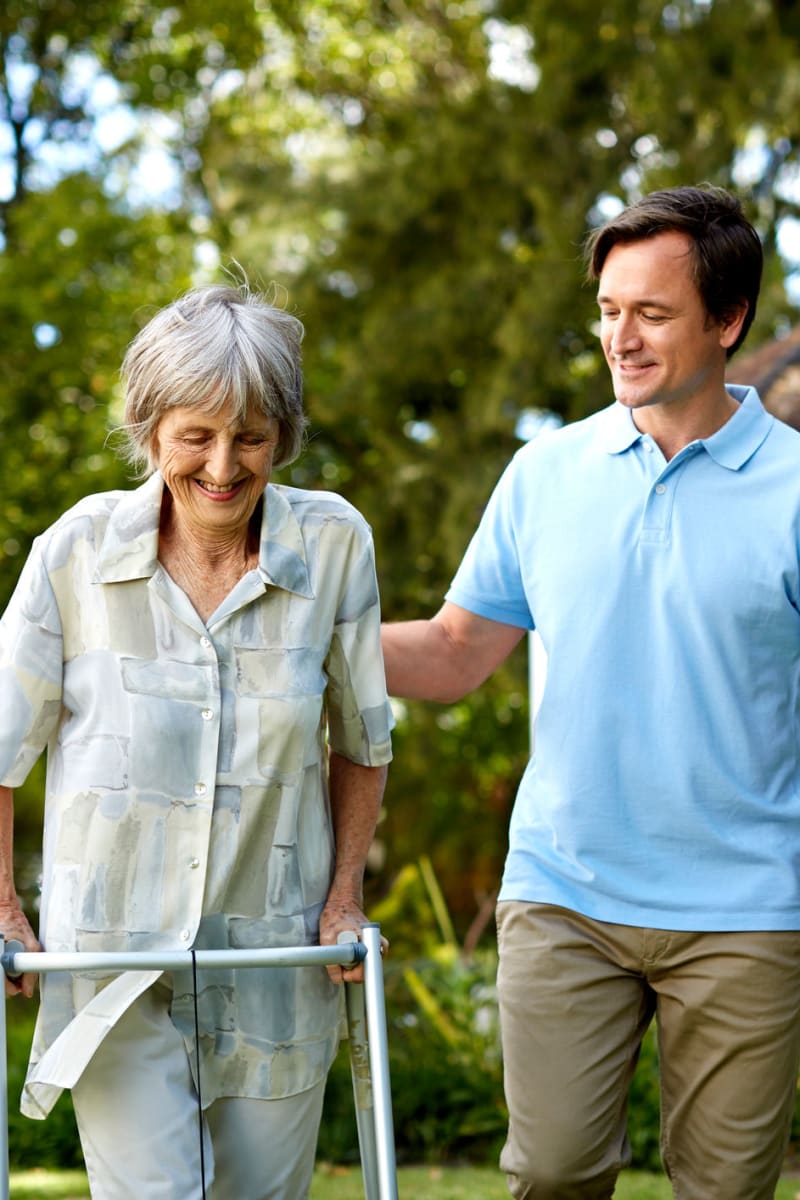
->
xmin=0 ymin=473 xmax=392 ymax=1116
xmin=447 ymin=386 xmax=800 ymax=931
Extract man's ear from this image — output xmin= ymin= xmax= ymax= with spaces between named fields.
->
xmin=719 ymin=302 xmax=748 ymax=351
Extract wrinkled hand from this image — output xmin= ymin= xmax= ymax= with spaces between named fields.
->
xmin=0 ymin=901 xmax=41 ymax=999
xmin=319 ymin=895 xmax=389 ymax=985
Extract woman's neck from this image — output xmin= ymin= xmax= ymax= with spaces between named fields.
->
xmin=157 ymin=494 xmax=261 ymax=622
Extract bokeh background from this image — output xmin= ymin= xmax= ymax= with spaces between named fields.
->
xmin=3 ymin=0 xmax=800 ymax=1172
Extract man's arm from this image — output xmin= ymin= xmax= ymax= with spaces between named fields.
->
xmin=319 ymin=754 xmax=388 ymax=984
xmin=0 ymin=785 xmax=41 ymax=997
xmin=381 ymin=601 xmax=526 ymax=702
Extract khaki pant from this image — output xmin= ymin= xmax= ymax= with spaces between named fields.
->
xmin=71 ymin=983 xmax=326 ymax=1199
xmin=496 ymin=902 xmax=800 ymax=1200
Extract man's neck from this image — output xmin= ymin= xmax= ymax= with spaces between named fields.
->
xmin=631 ymin=387 xmax=739 ymax=461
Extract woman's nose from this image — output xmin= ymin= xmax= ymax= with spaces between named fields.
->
xmin=206 ymin=437 xmax=238 ymax=481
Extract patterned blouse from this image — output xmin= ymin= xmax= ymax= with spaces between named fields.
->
xmin=0 ymin=473 xmax=392 ymax=1117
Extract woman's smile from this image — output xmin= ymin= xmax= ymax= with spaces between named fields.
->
xmin=154 ymin=399 xmax=280 ymax=539
xmin=193 ymin=476 xmax=249 ymax=498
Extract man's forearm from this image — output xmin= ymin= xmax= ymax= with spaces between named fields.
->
xmin=380 ymin=618 xmax=465 ymax=701
xmin=381 ymin=604 xmax=526 ymax=702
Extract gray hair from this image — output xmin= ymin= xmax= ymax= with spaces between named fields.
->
xmin=119 ymin=283 xmax=306 ymax=474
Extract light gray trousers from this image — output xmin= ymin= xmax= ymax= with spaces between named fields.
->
xmin=71 ymin=983 xmax=326 ymax=1199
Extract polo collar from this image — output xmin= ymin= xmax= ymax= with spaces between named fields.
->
xmin=600 ymin=402 xmax=643 ymax=455
xmin=599 ymin=385 xmax=773 ymax=470
xmin=94 ymin=474 xmax=314 ymax=598
xmin=701 ymin=385 xmax=773 ymax=469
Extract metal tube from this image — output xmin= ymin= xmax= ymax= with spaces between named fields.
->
xmin=341 ymin=934 xmax=379 ymax=1200
xmin=361 ymin=924 xmax=398 ymax=1200
xmin=346 ymin=981 xmax=380 ymax=1200
xmin=1 ymin=943 xmax=365 ymax=977
xmin=0 ymin=939 xmax=9 ymax=1200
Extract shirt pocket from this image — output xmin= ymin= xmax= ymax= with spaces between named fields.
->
xmin=234 ymin=645 xmax=326 ymax=697
xmin=54 ymin=733 xmax=129 ymax=791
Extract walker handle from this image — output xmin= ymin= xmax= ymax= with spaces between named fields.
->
xmin=0 ymin=941 xmax=25 ymax=982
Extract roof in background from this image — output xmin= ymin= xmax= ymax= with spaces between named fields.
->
xmin=727 ymin=324 xmax=800 ymax=430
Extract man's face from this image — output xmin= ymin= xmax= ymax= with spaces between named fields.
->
xmin=597 ymin=230 xmax=740 ymax=417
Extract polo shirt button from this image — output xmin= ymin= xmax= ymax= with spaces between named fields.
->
xmin=654 ymin=484 xmax=666 ymax=495
xmin=189 ymin=857 xmax=200 ymax=870
xmin=201 ymin=708 xmax=213 ymax=721
xmin=180 ymin=929 xmax=191 ymax=941
xmin=194 ymin=782 xmax=207 ymax=796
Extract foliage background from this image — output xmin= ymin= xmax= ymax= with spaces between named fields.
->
xmin=3 ymin=0 xmax=800 ymax=1171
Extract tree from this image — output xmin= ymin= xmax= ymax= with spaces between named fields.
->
xmin=3 ymin=0 xmax=800 ymax=932
xmin=0 ymin=0 xmax=257 ymax=859
xmin=184 ymin=0 xmax=800 ymax=927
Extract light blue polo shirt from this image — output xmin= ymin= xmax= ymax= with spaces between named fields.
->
xmin=447 ymin=386 xmax=800 ymax=930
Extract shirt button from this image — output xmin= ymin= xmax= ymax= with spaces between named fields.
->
xmin=189 ymin=857 xmax=200 ymax=870
xmin=644 ymin=442 xmax=653 ymax=452
xmin=194 ymin=782 xmax=207 ymax=796
xmin=179 ymin=929 xmax=191 ymax=941
xmin=201 ymin=708 xmax=213 ymax=721
xmin=654 ymin=484 xmax=666 ymax=495
xmin=200 ymin=636 xmax=212 ymax=649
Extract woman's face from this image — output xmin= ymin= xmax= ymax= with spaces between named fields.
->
xmin=153 ymin=398 xmax=280 ymax=540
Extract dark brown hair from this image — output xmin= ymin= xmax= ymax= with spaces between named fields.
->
xmin=584 ymin=185 xmax=762 ymax=357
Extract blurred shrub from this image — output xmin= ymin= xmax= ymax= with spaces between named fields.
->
xmin=627 ymin=1027 xmax=661 ymax=1172
xmin=6 ymin=1001 xmax=83 ymax=1168
xmin=319 ymin=945 xmax=506 ymax=1166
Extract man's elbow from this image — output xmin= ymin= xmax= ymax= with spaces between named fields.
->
xmin=423 ymin=671 xmax=479 ymax=705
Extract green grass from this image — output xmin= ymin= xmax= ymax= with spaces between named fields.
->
xmin=311 ymin=1167 xmax=800 ymax=1199
xmin=9 ymin=1170 xmax=89 ymax=1199
xmin=8 ymin=1166 xmax=800 ymax=1199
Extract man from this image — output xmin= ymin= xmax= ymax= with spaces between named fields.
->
xmin=381 ymin=186 xmax=800 ymax=1199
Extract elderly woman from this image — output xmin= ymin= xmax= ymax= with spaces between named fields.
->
xmin=0 ymin=283 xmax=392 ymax=1198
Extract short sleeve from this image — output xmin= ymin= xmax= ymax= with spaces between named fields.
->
xmin=324 ymin=521 xmax=393 ymax=766
xmin=0 ymin=539 xmax=64 ymax=787
xmin=446 ymin=448 xmax=534 ymax=630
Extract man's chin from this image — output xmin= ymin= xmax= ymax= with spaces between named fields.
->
xmin=614 ymin=392 xmax=656 ymax=411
